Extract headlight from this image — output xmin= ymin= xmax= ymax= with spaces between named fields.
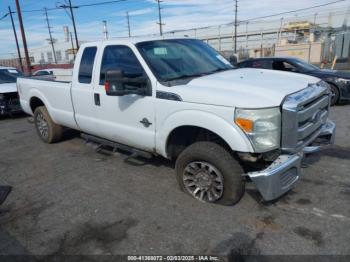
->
xmin=235 ymin=107 xmax=281 ymax=152
xmin=337 ymin=78 xmax=350 ymax=85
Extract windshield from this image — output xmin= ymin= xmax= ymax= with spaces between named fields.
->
xmin=291 ymin=58 xmax=319 ymax=72
xmin=0 ymin=69 xmax=22 ymax=84
xmin=136 ymin=39 xmax=233 ymax=82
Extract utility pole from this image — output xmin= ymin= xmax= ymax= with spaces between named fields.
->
xmin=8 ymin=6 xmax=24 ymax=72
xmin=102 ymin=20 xmax=108 ymax=40
xmin=70 ymin=32 xmax=76 ymax=60
xmin=156 ymin=0 xmax=164 ymax=36
xmin=126 ymin=11 xmax=131 ymax=37
xmin=66 ymin=0 xmax=79 ymax=49
xmin=234 ymin=0 xmax=238 ymax=53
xmin=15 ymin=0 xmax=31 ymax=74
xmin=44 ymin=8 xmax=57 ymax=64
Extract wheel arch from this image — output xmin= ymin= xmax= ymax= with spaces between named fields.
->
xmin=157 ymin=110 xmax=253 ymax=159
xmin=29 ymin=96 xmax=45 ymax=114
xmin=326 ymin=81 xmax=341 ymax=104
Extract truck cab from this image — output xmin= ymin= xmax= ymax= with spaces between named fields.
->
xmin=18 ymin=37 xmax=336 ymax=205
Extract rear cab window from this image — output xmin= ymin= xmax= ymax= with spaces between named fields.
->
xmin=78 ymin=46 xmax=97 ymax=84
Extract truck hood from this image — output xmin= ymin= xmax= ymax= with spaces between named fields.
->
xmin=0 ymin=82 xmax=17 ymax=93
xmin=169 ymin=68 xmax=320 ymax=108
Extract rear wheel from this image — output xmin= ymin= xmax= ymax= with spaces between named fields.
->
xmin=34 ymin=106 xmax=62 ymax=143
xmin=329 ymin=83 xmax=339 ymax=106
xmin=175 ymin=141 xmax=245 ymax=206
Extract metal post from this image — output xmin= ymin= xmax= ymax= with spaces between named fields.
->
xmin=70 ymin=32 xmax=75 ymax=60
xmin=234 ymin=0 xmax=238 ymax=53
xmin=45 ymin=8 xmax=57 ymax=64
xmin=15 ymin=0 xmax=31 ymax=74
xmin=68 ymin=0 xmax=79 ymax=49
xmin=218 ymin=25 xmax=221 ymax=51
xmin=156 ymin=0 xmax=164 ymax=36
xmin=126 ymin=12 xmax=131 ymax=37
xmin=245 ymin=22 xmax=248 ymax=49
xmin=277 ymin=17 xmax=284 ymax=45
xmin=260 ymin=29 xmax=264 ymax=57
xmin=8 ymin=6 xmax=24 ymax=72
xmin=313 ymin=12 xmax=318 ymax=26
xmin=102 ymin=20 xmax=108 ymax=40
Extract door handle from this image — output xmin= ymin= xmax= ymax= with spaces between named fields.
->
xmin=94 ymin=93 xmax=100 ymax=106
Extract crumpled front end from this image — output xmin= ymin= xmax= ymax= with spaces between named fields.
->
xmin=0 ymin=92 xmax=22 ymax=116
xmin=247 ymin=81 xmax=336 ymax=201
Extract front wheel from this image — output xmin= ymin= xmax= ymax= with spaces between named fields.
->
xmin=329 ymin=83 xmax=339 ymax=106
xmin=175 ymin=142 xmax=245 ymax=206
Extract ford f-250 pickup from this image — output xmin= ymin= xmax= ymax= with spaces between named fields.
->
xmin=18 ymin=38 xmax=336 ymax=205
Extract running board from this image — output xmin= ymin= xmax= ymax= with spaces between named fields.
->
xmin=81 ymin=133 xmax=153 ymax=159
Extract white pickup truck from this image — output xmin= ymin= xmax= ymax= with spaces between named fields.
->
xmin=18 ymin=37 xmax=336 ymax=205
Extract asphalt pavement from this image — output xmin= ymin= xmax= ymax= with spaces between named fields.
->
xmin=0 ymin=105 xmax=349 ymax=259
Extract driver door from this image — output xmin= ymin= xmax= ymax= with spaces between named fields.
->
xmin=92 ymin=44 xmax=156 ymax=152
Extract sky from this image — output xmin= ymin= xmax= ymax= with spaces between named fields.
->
xmin=0 ymin=0 xmax=349 ymax=58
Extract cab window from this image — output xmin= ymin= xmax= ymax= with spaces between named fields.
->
xmin=78 ymin=46 xmax=97 ymax=84
xmin=272 ymin=61 xmax=298 ymax=72
xmin=99 ymin=45 xmax=146 ymax=85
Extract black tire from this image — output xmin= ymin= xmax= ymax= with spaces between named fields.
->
xmin=175 ymin=141 xmax=245 ymax=206
xmin=329 ymin=83 xmax=339 ymax=106
xmin=34 ymin=106 xmax=63 ymax=143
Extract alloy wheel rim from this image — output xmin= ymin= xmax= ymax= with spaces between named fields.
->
xmin=36 ymin=112 xmax=49 ymax=139
xmin=183 ymin=161 xmax=224 ymax=203
xmin=330 ymin=88 xmax=336 ymax=103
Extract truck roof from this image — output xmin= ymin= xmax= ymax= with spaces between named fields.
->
xmin=80 ymin=36 xmax=193 ymax=47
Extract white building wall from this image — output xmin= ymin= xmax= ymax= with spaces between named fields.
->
xmin=28 ymin=41 xmax=78 ymax=65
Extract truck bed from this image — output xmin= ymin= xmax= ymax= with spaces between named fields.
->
xmin=17 ymin=77 xmax=78 ymax=130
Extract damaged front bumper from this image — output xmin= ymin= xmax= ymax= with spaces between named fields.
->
xmin=247 ymin=120 xmax=336 ymax=201
xmin=0 ymin=97 xmax=22 ymax=116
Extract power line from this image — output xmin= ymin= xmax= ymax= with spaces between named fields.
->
xmin=20 ymin=0 xmax=129 ymax=13
xmin=0 ymin=13 xmax=9 ymax=21
xmin=57 ymin=0 xmax=80 ymax=49
xmin=241 ymin=0 xmax=347 ymax=23
xmin=164 ymin=0 xmax=349 ymax=34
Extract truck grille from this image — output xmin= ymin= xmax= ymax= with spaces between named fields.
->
xmin=281 ymin=81 xmax=330 ymax=152
xmin=0 ymin=92 xmax=21 ymax=113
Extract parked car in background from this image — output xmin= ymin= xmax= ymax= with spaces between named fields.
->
xmin=32 ymin=69 xmax=56 ymax=80
xmin=33 ymin=68 xmax=73 ymax=82
xmin=238 ymin=57 xmax=350 ymax=105
xmin=0 ymin=66 xmax=23 ymax=116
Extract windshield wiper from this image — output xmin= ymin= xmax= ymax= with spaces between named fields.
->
xmin=165 ymin=68 xmax=233 ymax=82
xmin=165 ymin=73 xmax=208 ymax=82
xmin=206 ymin=68 xmax=233 ymax=74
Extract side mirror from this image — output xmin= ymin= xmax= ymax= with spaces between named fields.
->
xmin=105 ymin=70 xmax=149 ymax=96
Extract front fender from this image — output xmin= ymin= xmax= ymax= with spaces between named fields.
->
xmin=156 ymin=109 xmax=254 ymax=158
